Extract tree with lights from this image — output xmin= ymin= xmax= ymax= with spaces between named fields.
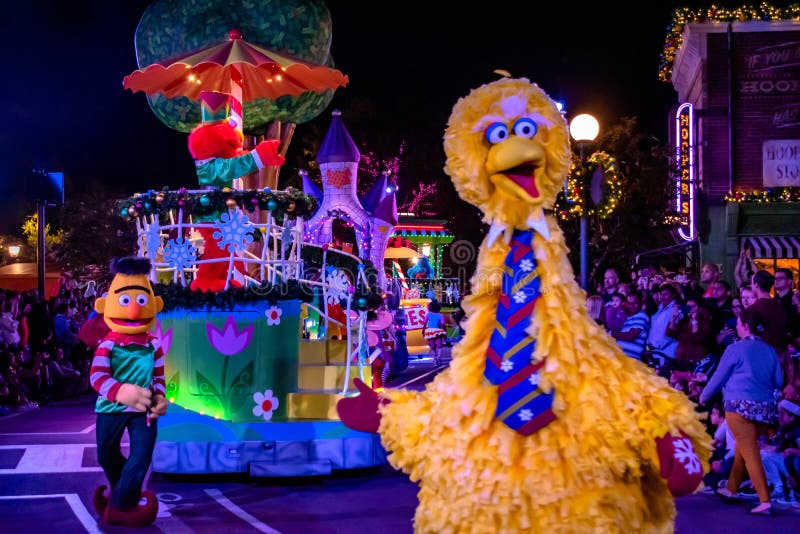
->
xmin=556 ymin=117 xmax=678 ymax=287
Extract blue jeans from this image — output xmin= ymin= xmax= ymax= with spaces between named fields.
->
xmin=96 ymin=412 xmax=157 ymax=510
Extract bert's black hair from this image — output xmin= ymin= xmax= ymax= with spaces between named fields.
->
xmin=110 ymin=256 xmax=151 ymax=276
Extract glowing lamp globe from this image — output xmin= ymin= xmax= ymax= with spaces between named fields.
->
xmin=569 ymin=114 xmax=599 ymax=142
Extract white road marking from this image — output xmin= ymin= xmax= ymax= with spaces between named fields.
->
xmin=205 ymin=488 xmax=282 ymax=533
xmin=395 ymin=367 xmax=441 ymax=388
xmin=1 ymin=423 xmax=96 ymax=436
xmin=0 ymin=444 xmax=103 ymax=474
xmin=0 ymin=493 xmax=103 ymax=533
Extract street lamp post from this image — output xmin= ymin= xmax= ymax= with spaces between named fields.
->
xmin=568 ymin=114 xmax=599 ymax=291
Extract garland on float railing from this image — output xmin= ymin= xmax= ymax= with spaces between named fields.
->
xmin=659 ymin=3 xmax=800 ymax=83
xmin=117 ymin=187 xmax=318 ymax=221
xmin=555 ymin=151 xmax=622 ymax=220
xmin=154 ymin=278 xmax=382 ymax=313
xmin=724 ymin=187 xmax=800 ymax=203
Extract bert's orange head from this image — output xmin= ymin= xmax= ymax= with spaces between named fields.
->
xmin=95 ymin=257 xmax=163 ymax=335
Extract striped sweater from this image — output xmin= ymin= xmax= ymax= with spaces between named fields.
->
xmin=90 ymin=331 xmax=165 ymax=414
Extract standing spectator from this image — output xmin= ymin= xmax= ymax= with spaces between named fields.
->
xmin=585 ymin=295 xmax=605 ymax=328
xmin=740 ymin=286 xmax=758 ymax=309
xmin=700 ymin=263 xmax=721 ymax=298
xmin=735 ymin=246 xmax=756 ymax=293
xmin=774 ymin=268 xmax=798 ymax=339
xmin=600 ymin=268 xmax=621 ymax=304
xmin=609 ymin=290 xmax=650 ymax=361
xmin=750 ymin=270 xmax=788 ymax=352
xmin=53 ymin=303 xmax=79 ymax=359
xmin=700 ymin=308 xmax=784 ymax=516
xmin=716 ymin=296 xmax=744 ymax=351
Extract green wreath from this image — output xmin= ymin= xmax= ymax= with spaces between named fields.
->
xmin=556 ymin=151 xmax=622 ymax=220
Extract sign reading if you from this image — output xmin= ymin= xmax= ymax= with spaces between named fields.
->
xmin=763 ymin=140 xmax=800 ymax=187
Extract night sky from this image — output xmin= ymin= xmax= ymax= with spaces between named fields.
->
xmin=1 ymin=1 xmax=709 ymax=235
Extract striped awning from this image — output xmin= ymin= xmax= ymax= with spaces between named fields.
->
xmin=741 ymin=236 xmax=800 ymax=259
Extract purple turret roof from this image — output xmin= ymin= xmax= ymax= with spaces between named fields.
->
xmin=300 ymin=171 xmax=323 ymax=203
xmin=361 ymin=172 xmax=387 ymax=213
xmin=372 ymin=190 xmax=398 ymax=226
xmin=317 ymin=110 xmax=360 ymax=165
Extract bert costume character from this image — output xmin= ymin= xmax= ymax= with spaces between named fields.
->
xmin=91 ymin=257 xmax=166 ymax=527
xmin=188 ymin=91 xmax=285 ymax=292
xmin=338 ymin=77 xmax=711 ymax=533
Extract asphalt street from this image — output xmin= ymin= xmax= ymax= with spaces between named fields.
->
xmin=1 ymin=351 xmax=798 ymax=533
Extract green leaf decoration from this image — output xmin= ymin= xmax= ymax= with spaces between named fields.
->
xmin=165 ymin=372 xmax=180 ymax=399
xmin=194 ymin=370 xmax=224 ymax=416
xmin=227 ymin=361 xmax=255 ymax=419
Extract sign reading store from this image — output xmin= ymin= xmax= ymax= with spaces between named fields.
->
xmin=763 ymin=140 xmax=800 ymax=187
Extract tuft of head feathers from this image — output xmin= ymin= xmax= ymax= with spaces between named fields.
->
xmin=110 ymin=256 xmax=152 ymax=276
xmin=443 ymin=77 xmax=571 ymax=226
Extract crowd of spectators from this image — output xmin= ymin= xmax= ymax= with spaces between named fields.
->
xmin=588 ymin=252 xmax=800 ymax=510
xmin=0 ymin=279 xmax=108 ymax=415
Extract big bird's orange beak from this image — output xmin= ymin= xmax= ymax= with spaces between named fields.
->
xmin=486 ymin=136 xmax=545 ymax=203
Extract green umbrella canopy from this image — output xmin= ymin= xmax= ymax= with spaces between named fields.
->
xmin=131 ymin=0 xmax=341 ymax=133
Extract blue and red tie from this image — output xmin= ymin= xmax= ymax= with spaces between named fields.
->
xmin=484 ymin=229 xmax=556 ymax=435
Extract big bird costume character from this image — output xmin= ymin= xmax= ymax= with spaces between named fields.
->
xmin=338 ymin=77 xmax=711 ymax=533
xmin=187 ymin=91 xmax=285 ymax=292
xmin=90 ymin=257 xmax=166 ymax=527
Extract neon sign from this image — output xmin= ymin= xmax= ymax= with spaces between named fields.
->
xmin=675 ymin=103 xmax=695 ymax=241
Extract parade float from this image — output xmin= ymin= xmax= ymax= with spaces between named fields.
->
xmin=116 ymin=0 xmax=388 ymax=477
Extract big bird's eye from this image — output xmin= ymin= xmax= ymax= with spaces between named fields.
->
xmin=118 ymin=294 xmax=132 ymax=306
xmin=135 ymin=294 xmax=149 ymax=306
xmin=512 ymin=118 xmax=538 ymax=138
xmin=485 ymin=122 xmax=509 ymax=144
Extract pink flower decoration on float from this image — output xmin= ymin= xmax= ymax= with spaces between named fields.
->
xmin=152 ymin=320 xmax=173 ymax=356
xmin=265 ymin=306 xmax=283 ymax=326
xmin=252 ymin=389 xmax=280 ymax=421
xmin=206 ymin=315 xmax=254 ymax=356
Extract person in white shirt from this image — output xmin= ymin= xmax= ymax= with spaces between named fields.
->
xmin=646 ymin=284 xmax=681 ymax=364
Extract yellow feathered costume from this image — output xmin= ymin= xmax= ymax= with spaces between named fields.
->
xmin=342 ymin=78 xmax=712 ymax=533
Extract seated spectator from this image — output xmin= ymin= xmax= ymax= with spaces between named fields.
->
xmin=0 ymin=301 xmax=20 ymax=347
xmin=716 ymin=296 xmax=744 ymax=351
xmin=667 ymin=297 xmax=716 ymax=372
xmin=760 ymin=398 xmax=800 ymax=503
xmin=778 ymin=399 xmax=800 ymax=502
xmin=704 ymin=403 xmax=736 ymax=491
xmin=700 ymin=263 xmax=721 ymax=298
xmin=605 ymin=292 xmax=628 ymax=333
xmin=45 ymin=347 xmax=82 ymax=400
xmin=646 ymin=283 xmax=681 ymax=366
xmin=610 ymin=290 xmax=650 ymax=361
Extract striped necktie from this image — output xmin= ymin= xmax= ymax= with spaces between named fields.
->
xmin=484 ymin=229 xmax=556 ymax=435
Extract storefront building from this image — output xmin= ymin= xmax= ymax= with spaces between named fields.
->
xmin=667 ymin=10 xmax=800 ymax=286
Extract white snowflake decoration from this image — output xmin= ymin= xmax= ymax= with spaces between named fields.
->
xmin=212 ymin=210 xmax=253 ymax=254
xmin=500 ymin=360 xmax=515 ymax=372
xmin=265 ymin=305 xmax=283 ymax=326
xmin=673 ymin=438 xmax=702 ymax=475
xmin=519 ymin=259 xmax=534 ymax=272
xmin=252 ymin=389 xmax=280 ymax=421
xmin=528 ymin=373 xmax=540 ymax=387
xmin=513 ymin=290 xmax=527 ymax=304
xmin=325 ymin=269 xmax=350 ymax=304
xmin=143 ymin=221 xmax=162 ymax=258
xmin=162 ymin=238 xmax=197 ymax=275
xmin=518 ymin=409 xmax=533 ymax=421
